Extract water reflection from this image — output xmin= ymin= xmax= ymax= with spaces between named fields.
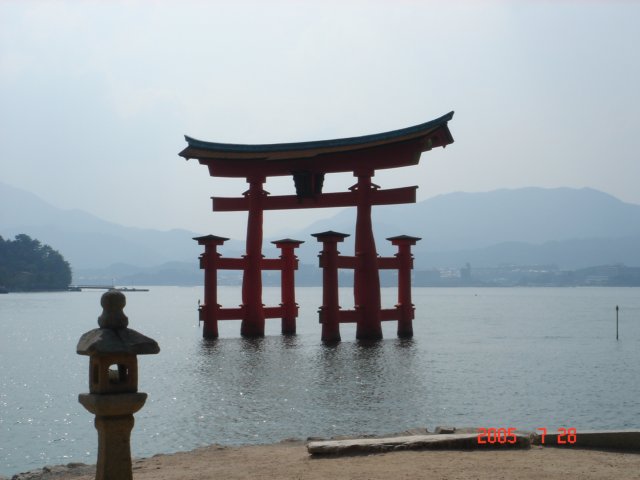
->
xmin=279 ymin=335 xmax=300 ymax=350
xmin=198 ymin=338 xmax=220 ymax=355
xmin=189 ymin=334 xmax=426 ymax=443
xmin=393 ymin=337 xmax=416 ymax=349
xmin=239 ymin=337 xmax=266 ymax=353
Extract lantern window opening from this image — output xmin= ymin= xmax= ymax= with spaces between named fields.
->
xmin=108 ymin=363 xmax=129 ymax=385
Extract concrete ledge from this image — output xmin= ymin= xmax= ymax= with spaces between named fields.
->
xmin=307 ymin=433 xmax=531 ymax=456
xmin=532 ymin=430 xmax=640 ymax=451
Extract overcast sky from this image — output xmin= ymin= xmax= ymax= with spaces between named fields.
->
xmin=1 ymin=1 xmax=639 ymax=239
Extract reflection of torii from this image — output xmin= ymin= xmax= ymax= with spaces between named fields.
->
xmin=181 ymin=111 xmax=454 ymax=340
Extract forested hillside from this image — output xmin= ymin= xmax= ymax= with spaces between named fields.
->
xmin=0 ymin=234 xmax=71 ymax=291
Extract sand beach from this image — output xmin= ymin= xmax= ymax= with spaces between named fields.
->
xmin=9 ymin=439 xmax=640 ymax=480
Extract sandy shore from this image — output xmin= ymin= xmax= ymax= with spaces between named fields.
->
xmin=10 ymin=440 xmax=640 ymax=480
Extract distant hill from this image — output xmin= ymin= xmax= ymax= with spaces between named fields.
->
xmin=286 ymin=187 xmax=640 ymax=269
xmin=0 ymin=234 xmax=71 ymax=291
xmin=3 ymin=183 xmax=639 ymax=282
xmin=295 ymin=187 xmax=640 ymax=250
xmin=414 ymin=237 xmax=640 ymax=270
xmin=73 ymin=261 xmax=204 ymax=286
xmin=0 ymin=182 xmax=204 ymax=269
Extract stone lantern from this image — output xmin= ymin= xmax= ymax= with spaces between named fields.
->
xmin=77 ymin=289 xmax=160 ymax=480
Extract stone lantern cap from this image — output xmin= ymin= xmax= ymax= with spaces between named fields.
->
xmin=77 ymin=289 xmax=159 ymax=356
xmin=77 ymin=328 xmax=160 ymax=356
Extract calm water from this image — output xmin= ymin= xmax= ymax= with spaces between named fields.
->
xmin=1 ymin=286 xmax=639 ymax=476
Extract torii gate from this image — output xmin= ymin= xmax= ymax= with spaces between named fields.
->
xmin=180 ymin=111 xmax=454 ymax=341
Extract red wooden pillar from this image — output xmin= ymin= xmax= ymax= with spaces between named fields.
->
xmin=241 ymin=175 xmax=267 ymax=337
xmin=312 ymin=231 xmax=349 ymax=343
xmin=387 ymin=235 xmax=421 ymax=338
xmin=194 ymin=234 xmax=229 ymax=339
xmin=272 ymin=238 xmax=304 ymax=335
xmin=352 ymin=169 xmax=382 ymax=340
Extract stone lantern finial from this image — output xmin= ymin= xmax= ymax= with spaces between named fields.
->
xmin=98 ymin=289 xmax=128 ymax=329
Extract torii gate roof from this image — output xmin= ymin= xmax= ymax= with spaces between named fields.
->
xmin=179 ymin=111 xmax=454 ymax=178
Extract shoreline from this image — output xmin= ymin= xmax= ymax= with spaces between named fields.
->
xmin=7 ymin=430 xmax=640 ymax=480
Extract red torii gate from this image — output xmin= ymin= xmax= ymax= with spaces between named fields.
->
xmin=180 ymin=111 xmax=454 ymax=340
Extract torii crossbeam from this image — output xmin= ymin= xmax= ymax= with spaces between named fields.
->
xmin=180 ymin=111 xmax=454 ymax=340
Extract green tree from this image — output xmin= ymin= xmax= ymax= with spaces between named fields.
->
xmin=0 ymin=234 xmax=72 ymax=291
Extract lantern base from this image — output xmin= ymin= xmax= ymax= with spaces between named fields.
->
xmin=79 ymin=392 xmax=147 ymax=416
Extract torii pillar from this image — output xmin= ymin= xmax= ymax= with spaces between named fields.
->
xmin=241 ymin=175 xmax=267 ymax=337
xmin=353 ymin=169 xmax=382 ymax=339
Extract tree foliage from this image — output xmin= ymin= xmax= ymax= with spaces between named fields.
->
xmin=0 ymin=234 xmax=72 ymax=291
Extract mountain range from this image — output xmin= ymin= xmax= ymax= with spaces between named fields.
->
xmin=0 ymin=182 xmax=203 ymax=269
xmin=2 ymin=182 xmax=639 ymax=284
xmin=294 ymin=187 xmax=640 ymax=269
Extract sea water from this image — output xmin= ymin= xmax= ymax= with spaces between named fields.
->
xmin=1 ymin=286 xmax=639 ymax=476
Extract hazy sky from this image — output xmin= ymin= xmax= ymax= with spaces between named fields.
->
xmin=2 ymin=1 xmax=639 ymax=239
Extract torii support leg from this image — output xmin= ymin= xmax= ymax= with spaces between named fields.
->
xmin=353 ymin=169 xmax=382 ymax=340
xmin=388 ymin=235 xmax=421 ymax=338
xmin=194 ymin=235 xmax=229 ymax=339
xmin=202 ymin=256 xmax=219 ymax=339
xmin=241 ymin=176 xmax=266 ymax=337
xmin=273 ymin=239 xmax=304 ymax=335
xmin=313 ymin=232 xmax=348 ymax=343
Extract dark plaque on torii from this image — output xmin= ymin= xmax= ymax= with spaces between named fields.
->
xmin=180 ymin=111 xmax=454 ymax=342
